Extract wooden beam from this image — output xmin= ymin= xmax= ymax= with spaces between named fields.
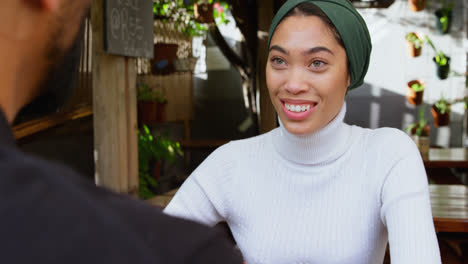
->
xmin=257 ymin=0 xmax=277 ymax=134
xmin=13 ymin=104 xmax=92 ymax=140
xmin=91 ymin=0 xmax=138 ymax=195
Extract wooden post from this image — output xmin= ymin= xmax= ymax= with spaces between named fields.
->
xmin=257 ymin=0 xmax=277 ymax=134
xmin=91 ymin=0 xmax=138 ymax=195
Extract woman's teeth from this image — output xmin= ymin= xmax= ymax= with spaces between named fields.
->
xmin=285 ymin=103 xmax=311 ymax=113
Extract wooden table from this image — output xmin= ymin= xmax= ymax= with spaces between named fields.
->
xmin=430 ymin=184 xmax=468 ymax=233
xmin=149 ymin=189 xmax=178 ymax=208
xmin=150 ymin=185 xmax=468 ymax=233
xmin=424 ymin=148 xmax=468 ymax=169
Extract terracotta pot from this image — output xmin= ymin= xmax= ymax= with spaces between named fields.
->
xmin=411 ymin=135 xmax=430 ymax=158
xmin=194 ymin=3 xmax=214 ymax=23
xmin=151 ymin=43 xmax=179 ymax=75
xmin=407 ymin=80 xmax=424 ymax=105
xmin=409 ymin=0 xmax=425 ymax=12
xmin=407 ymin=41 xmax=422 ymax=57
xmin=431 ymin=105 xmax=450 ymax=127
xmin=433 ymin=57 xmax=451 ymax=80
xmin=138 ymin=101 xmax=157 ymax=125
xmin=155 ymin=102 xmax=167 ymax=123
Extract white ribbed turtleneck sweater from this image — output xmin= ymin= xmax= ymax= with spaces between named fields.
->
xmin=164 ymin=104 xmax=441 ymax=264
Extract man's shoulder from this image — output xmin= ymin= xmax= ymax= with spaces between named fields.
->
xmin=0 ymin=148 xmax=242 ymax=263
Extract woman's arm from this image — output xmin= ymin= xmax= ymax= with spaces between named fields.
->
xmin=164 ymin=144 xmax=235 ymax=227
xmin=164 ymin=176 xmax=224 ymax=226
xmin=380 ymin=141 xmax=441 ymax=263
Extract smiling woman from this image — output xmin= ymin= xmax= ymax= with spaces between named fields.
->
xmin=266 ymin=10 xmax=349 ymax=134
xmin=163 ymin=1 xmax=442 ymax=263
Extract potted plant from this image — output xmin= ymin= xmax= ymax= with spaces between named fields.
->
xmin=426 ymin=36 xmax=451 ymax=80
xmin=213 ymin=2 xmax=230 ymax=25
xmin=435 ymin=0 xmax=454 ymax=34
xmin=152 ymin=0 xmax=173 ymax=20
xmin=153 ymin=0 xmax=206 ymax=36
xmin=194 ymin=0 xmax=214 ymax=23
xmin=431 ymin=97 xmax=451 ymax=127
xmin=138 ymin=125 xmax=183 ymax=199
xmin=138 ymin=125 xmax=159 ymax=200
xmin=406 ymin=107 xmax=430 ymax=157
xmin=405 ymin=32 xmax=423 ymax=57
xmin=151 ymin=43 xmax=179 ymax=75
xmin=408 ymin=0 xmax=425 ymax=12
xmin=137 ymin=83 xmax=158 ymax=125
xmin=407 ymin=80 xmax=425 ymax=105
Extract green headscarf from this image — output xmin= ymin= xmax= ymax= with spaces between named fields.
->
xmin=268 ymin=0 xmax=372 ymax=90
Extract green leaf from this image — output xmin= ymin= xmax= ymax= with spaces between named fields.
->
xmin=411 ymin=82 xmax=424 ymax=92
xmin=144 ymin=125 xmax=150 ymax=134
xmin=440 ymin=16 xmax=449 ymax=32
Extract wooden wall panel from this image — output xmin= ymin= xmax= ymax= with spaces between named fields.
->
xmin=138 ymin=73 xmax=193 ymax=122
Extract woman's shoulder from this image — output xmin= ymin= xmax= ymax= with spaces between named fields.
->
xmin=368 ymin=127 xmax=413 ymax=143
xmin=354 ymin=126 xmax=418 ymax=157
xmin=204 ymin=132 xmax=272 ymax=162
xmin=218 ymin=132 xmax=272 ymax=152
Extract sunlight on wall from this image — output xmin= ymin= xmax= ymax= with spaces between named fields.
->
xmin=358 ymin=1 xmax=466 ymax=115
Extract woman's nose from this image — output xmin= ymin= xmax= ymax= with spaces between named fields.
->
xmin=284 ymin=68 xmax=309 ymax=95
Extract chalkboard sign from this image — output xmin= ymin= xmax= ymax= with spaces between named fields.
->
xmin=104 ymin=0 xmax=154 ymax=59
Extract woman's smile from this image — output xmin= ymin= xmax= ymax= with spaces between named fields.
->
xmin=281 ymin=99 xmax=318 ymax=120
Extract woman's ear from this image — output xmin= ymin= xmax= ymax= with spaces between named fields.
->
xmin=346 ymin=74 xmax=351 ymax=88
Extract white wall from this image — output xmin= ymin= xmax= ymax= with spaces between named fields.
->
xmin=346 ymin=0 xmax=467 ymax=147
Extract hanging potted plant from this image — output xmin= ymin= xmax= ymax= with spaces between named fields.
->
xmin=408 ymin=0 xmax=425 ymax=12
xmin=426 ymin=36 xmax=451 ymax=80
xmin=407 ymin=80 xmax=425 ymax=105
xmin=137 ymin=83 xmax=158 ymax=125
xmin=433 ymin=52 xmax=450 ymax=80
xmin=435 ymin=0 xmax=454 ymax=34
xmin=405 ymin=32 xmax=423 ymax=57
xmin=406 ymin=107 xmax=430 ymax=158
xmin=194 ymin=0 xmax=214 ymax=23
xmin=431 ymin=97 xmax=451 ymax=127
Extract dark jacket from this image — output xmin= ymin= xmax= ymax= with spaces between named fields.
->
xmin=0 ymin=111 xmax=243 ymax=263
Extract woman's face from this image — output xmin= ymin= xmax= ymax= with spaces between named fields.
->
xmin=266 ymin=15 xmax=350 ymax=135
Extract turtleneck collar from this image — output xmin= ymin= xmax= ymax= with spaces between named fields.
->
xmin=271 ymin=102 xmax=353 ymax=166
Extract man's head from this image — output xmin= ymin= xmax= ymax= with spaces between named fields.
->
xmin=0 ymin=0 xmax=92 ymax=123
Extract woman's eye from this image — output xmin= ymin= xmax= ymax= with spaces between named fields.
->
xmin=271 ymin=57 xmax=286 ymax=65
xmin=310 ymin=60 xmax=326 ymax=68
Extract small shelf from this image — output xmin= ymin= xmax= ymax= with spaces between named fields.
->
xmin=13 ymin=104 xmax=93 ymax=140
